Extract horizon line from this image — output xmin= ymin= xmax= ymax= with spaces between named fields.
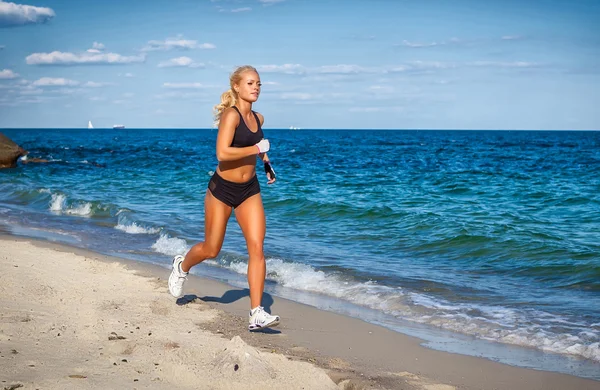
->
xmin=2 ymin=127 xmax=599 ymax=132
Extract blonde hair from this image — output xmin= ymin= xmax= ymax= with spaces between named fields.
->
xmin=213 ymin=65 xmax=259 ymax=125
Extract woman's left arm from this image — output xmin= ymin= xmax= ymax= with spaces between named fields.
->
xmin=256 ymin=112 xmax=276 ymax=184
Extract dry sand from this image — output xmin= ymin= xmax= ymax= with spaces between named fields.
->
xmin=0 ymin=238 xmax=336 ymax=390
xmin=1 ymin=236 xmax=598 ymax=390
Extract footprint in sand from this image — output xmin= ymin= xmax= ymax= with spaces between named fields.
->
xmin=150 ymin=300 xmax=171 ymax=316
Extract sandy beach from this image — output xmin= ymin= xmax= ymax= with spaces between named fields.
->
xmin=1 ymin=235 xmax=598 ymax=390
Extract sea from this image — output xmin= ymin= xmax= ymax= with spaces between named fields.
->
xmin=1 ymin=128 xmax=599 ymax=380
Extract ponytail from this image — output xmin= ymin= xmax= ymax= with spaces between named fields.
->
xmin=213 ymin=89 xmax=237 ymax=126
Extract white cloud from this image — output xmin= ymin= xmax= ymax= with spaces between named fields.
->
xmin=142 ymin=36 xmax=216 ymax=51
xmin=162 ymin=82 xmax=206 ymax=89
xmin=256 ymin=61 xmax=539 ymax=80
xmin=118 ymin=72 xmax=135 ymax=78
xmin=316 ymin=64 xmax=375 ymax=74
xmin=86 ymin=42 xmax=106 ymax=53
xmin=257 ymin=64 xmax=305 ymax=74
xmin=231 ymin=7 xmax=251 ymax=12
xmin=32 ymin=77 xmax=79 ymax=87
xmin=89 ymin=96 xmax=106 ymax=101
xmin=399 ymin=40 xmax=441 ymax=48
xmin=258 ymin=63 xmax=382 ymax=76
xmin=83 ymin=81 xmax=115 ymax=87
xmin=396 ymin=37 xmax=461 ymax=48
xmin=158 ymin=56 xmax=205 ymax=68
xmin=0 ymin=0 xmax=55 ymax=27
xmin=469 ymin=61 xmax=538 ymax=68
xmin=26 ymin=50 xmax=146 ymax=65
xmin=259 ymin=0 xmax=284 ymax=5
xmin=259 ymin=63 xmax=442 ymax=76
xmin=123 ymin=92 xmax=134 ymax=98
xmin=0 ymin=68 xmax=18 ymax=79
xmin=154 ymin=91 xmax=204 ymax=100
xmin=388 ymin=61 xmax=456 ymax=73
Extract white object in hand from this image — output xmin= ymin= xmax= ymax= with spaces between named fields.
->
xmin=255 ymin=139 xmax=270 ymax=154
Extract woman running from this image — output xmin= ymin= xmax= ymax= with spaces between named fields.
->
xmin=168 ymin=65 xmax=279 ymax=331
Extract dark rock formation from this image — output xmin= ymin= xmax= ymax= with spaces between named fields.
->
xmin=0 ymin=133 xmax=27 ymax=168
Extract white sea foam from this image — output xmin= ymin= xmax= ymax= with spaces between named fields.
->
xmin=65 ymin=202 xmax=92 ymax=216
xmin=151 ymin=234 xmax=189 ymax=256
xmin=408 ymin=292 xmax=600 ymax=362
xmin=228 ymin=257 xmax=409 ymax=312
xmin=49 ymin=193 xmax=66 ymax=212
xmin=219 ymin=256 xmax=600 ymax=362
xmin=115 ymin=221 xmax=160 ymax=234
xmin=48 ymin=193 xmax=93 ymax=216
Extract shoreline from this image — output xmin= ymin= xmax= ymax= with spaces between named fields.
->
xmin=1 ymin=234 xmax=598 ymax=389
xmin=3 ymin=128 xmax=600 ymax=131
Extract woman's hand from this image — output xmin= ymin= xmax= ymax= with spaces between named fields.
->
xmin=264 ymin=161 xmax=276 ymax=184
xmin=255 ymin=139 xmax=270 ymax=154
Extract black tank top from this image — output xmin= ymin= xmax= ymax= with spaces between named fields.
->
xmin=230 ymin=106 xmax=264 ymax=148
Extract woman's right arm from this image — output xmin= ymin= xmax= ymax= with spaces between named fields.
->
xmin=215 ymin=109 xmax=265 ymax=161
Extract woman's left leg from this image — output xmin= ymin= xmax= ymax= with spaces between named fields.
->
xmin=234 ymin=192 xmax=266 ymax=309
xmin=235 ymin=192 xmax=280 ymax=330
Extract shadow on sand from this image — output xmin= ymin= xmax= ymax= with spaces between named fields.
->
xmin=176 ymin=289 xmax=280 ymax=333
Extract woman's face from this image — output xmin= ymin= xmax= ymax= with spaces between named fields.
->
xmin=235 ymin=71 xmax=261 ymax=103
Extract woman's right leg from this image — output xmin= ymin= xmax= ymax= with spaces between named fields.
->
xmin=181 ymin=190 xmax=232 ymax=272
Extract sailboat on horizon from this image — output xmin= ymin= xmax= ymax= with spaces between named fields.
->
xmin=88 ymin=121 xmax=94 ymax=129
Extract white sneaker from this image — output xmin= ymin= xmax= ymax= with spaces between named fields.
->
xmin=248 ymin=306 xmax=280 ymax=331
xmin=168 ymin=255 xmax=188 ymax=298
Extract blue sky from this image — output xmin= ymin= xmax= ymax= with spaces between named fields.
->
xmin=0 ymin=0 xmax=598 ymax=129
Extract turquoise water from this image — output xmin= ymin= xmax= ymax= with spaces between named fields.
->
xmin=1 ymin=129 xmax=599 ymax=377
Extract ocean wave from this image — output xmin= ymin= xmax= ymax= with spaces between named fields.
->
xmin=410 ymin=293 xmax=600 ymax=361
xmin=216 ymin=256 xmax=600 ymax=362
xmin=115 ymin=213 xmax=161 ymax=235
xmin=115 ymin=222 xmax=161 ymax=235
xmin=49 ymin=193 xmax=92 ymax=216
xmin=151 ymin=233 xmax=189 ymax=256
xmin=48 ymin=193 xmax=120 ymax=218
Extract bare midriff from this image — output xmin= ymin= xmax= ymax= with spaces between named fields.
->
xmin=216 ymin=155 xmax=257 ymax=183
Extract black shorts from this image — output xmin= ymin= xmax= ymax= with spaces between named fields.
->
xmin=208 ymin=171 xmax=260 ymax=208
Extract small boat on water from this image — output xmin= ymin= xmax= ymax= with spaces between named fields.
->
xmin=88 ymin=121 xmax=94 ymax=129
xmin=113 ymin=124 xmax=125 ymax=129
